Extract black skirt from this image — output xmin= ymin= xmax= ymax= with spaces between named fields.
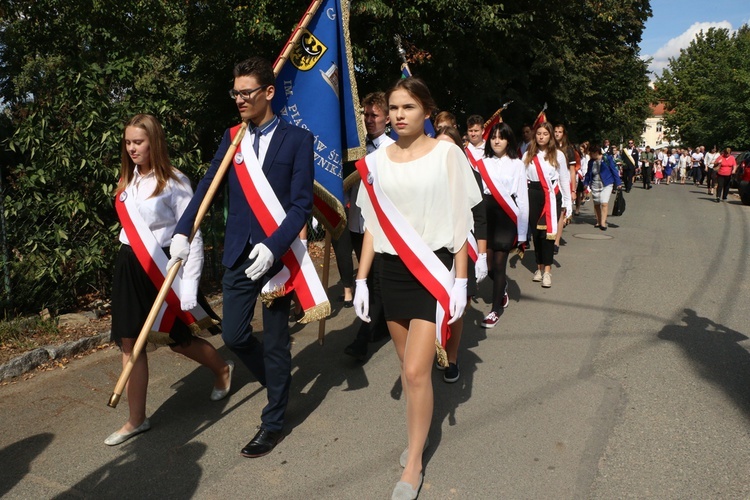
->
xmin=485 ymin=194 xmax=518 ymax=252
xmin=111 ymin=245 xmax=219 ymax=347
xmin=379 ymin=248 xmax=454 ymax=322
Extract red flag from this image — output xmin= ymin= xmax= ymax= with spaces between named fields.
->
xmin=532 ymin=103 xmax=548 ymax=130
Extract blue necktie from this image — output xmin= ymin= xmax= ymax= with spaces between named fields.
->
xmin=253 ymin=129 xmax=261 ymax=159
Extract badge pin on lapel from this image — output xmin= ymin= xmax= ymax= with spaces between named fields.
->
xmin=234 ymin=152 xmax=243 ymax=164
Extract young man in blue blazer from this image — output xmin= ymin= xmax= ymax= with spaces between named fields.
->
xmin=169 ymin=57 xmax=314 ymax=457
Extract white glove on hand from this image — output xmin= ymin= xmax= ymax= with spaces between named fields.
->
xmin=167 ymin=234 xmax=190 ymax=271
xmin=180 ymin=279 xmax=198 ymax=311
xmin=475 ymin=253 xmax=488 ymax=283
xmin=245 ymin=243 xmax=274 ymax=281
xmin=447 ymin=278 xmax=468 ymax=325
xmin=353 ymin=279 xmax=370 ymax=322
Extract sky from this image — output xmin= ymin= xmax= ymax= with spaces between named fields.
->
xmin=640 ymin=0 xmax=750 ymax=78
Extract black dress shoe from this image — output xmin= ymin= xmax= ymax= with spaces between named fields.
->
xmin=343 ymin=300 xmax=353 ymax=308
xmin=240 ymin=428 xmax=284 ymax=458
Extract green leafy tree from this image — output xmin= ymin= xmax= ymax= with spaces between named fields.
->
xmin=656 ymin=26 xmax=750 ymax=149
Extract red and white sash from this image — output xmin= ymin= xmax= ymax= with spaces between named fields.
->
xmin=355 ymin=154 xmax=454 ymax=351
xmin=115 ymin=186 xmax=214 ymax=337
xmin=230 ymin=125 xmax=330 ymax=323
xmin=465 ymin=147 xmax=481 ymax=172
xmin=532 ymin=156 xmax=558 ymax=239
xmin=467 ymin=232 xmax=478 ymax=263
xmin=475 ymin=158 xmax=520 ymax=243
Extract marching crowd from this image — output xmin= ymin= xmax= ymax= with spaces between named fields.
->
xmin=104 ymin=53 xmax=741 ymax=499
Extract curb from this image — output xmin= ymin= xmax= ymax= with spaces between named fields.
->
xmin=0 ymin=331 xmax=112 ymax=383
xmin=0 ymin=297 xmax=224 ymax=383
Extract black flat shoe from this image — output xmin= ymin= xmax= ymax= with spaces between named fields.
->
xmin=241 ymin=428 xmax=284 ymax=458
xmin=343 ymin=300 xmax=353 ymax=308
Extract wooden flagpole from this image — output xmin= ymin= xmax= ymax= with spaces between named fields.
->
xmin=317 ymin=232 xmax=332 ymax=345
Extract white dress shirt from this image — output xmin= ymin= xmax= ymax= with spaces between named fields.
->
xmin=118 ymin=166 xmax=204 ymax=283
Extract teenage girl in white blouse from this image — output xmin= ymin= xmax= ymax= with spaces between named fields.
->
xmin=354 ymin=78 xmax=481 ymax=498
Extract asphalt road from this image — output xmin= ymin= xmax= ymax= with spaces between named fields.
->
xmin=1 ymin=183 xmax=749 ymax=499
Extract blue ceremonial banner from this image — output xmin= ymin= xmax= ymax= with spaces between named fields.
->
xmin=273 ymin=0 xmax=365 ymax=238
xmin=389 ymin=63 xmax=435 ymax=140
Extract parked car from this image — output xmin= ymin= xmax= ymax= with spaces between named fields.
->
xmin=734 ymin=151 xmax=750 ymax=205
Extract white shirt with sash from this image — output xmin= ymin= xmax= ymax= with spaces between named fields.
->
xmin=347 ymin=133 xmax=394 ymax=234
xmin=479 ymin=155 xmax=529 ymax=242
xmin=116 ymin=167 xmax=215 ymax=334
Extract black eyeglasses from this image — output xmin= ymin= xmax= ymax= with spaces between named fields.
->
xmin=228 ymin=85 xmax=269 ymax=101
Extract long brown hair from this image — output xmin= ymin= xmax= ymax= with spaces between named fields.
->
xmin=524 ymin=122 xmax=559 ymax=168
xmin=117 ymin=114 xmax=180 ymax=196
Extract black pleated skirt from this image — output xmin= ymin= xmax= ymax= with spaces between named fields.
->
xmin=485 ymin=194 xmax=518 ymax=251
xmin=379 ymin=248 xmax=454 ymax=322
xmin=110 ymin=245 xmax=218 ymax=347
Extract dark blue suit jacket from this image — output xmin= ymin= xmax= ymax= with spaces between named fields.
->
xmin=176 ymin=118 xmax=314 ymax=269
xmin=584 ymin=155 xmax=623 ymax=188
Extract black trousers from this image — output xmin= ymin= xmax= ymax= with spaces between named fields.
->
xmin=221 ymin=248 xmax=292 ymax=432
xmin=623 ymin=168 xmax=634 ymax=191
xmin=716 ymin=174 xmax=732 ymax=200
xmin=642 ymin=166 xmax=652 ymax=188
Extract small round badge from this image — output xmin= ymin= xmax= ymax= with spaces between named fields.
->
xmin=234 ymin=152 xmax=244 ymax=164
xmin=119 ymin=191 xmax=127 ymax=202
xmin=367 ymin=172 xmax=374 ymax=185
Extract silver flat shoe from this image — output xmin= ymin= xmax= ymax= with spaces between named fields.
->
xmin=391 ymin=473 xmax=423 ymax=500
xmin=399 ymin=437 xmax=429 ymax=468
xmin=104 ymin=418 xmax=151 ymax=446
xmin=210 ymin=360 xmax=234 ymax=401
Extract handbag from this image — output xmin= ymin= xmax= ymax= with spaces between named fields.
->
xmin=612 ymin=189 xmax=626 ymax=216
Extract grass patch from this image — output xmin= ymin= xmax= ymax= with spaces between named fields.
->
xmin=0 ymin=316 xmax=61 ymax=363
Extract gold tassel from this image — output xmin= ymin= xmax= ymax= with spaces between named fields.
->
xmin=259 ymin=284 xmax=288 ymax=308
xmin=435 ymin=339 xmax=449 ymax=368
xmin=299 ymin=301 xmax=331 ymax=324
xmin=188 ymin=316 xmax=220 ymax=335
xmin=146 ymin=330 xmax=174 ymax=345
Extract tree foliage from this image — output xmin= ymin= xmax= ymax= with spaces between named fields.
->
xmin=0 ymin=0 xmax=652 ymax=314
xmin=656 ymin=26 xmax=750 ymax=149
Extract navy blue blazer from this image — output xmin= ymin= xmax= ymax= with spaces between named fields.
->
xmin=584 ymin=155 xmax=623 ymax=188
xmin=175 ymin=118 xmax=314 ymax=269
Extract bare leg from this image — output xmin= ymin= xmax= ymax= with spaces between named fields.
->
xmin=600 ymin=203 xmax=609 ymax=228
xmin=593 ymin=203 xmax=602 ymax=226
xmin=170 ymin=338 xmax=231 ymax=390
xmin=389 ymin=318 xmax=434 ymax=488
xmin=554 ymin=211 xmax=565 ymax=246
xmin=445 ymin=318 xmax=462 ymax=364
xmin=116 ymin=338 xmax=149 ymax=433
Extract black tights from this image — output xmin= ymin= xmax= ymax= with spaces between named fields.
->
xmin=489 ymin=249 xmax=509 ymax=312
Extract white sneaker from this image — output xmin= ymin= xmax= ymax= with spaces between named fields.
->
xmin=542 ymin=273 xmax=552 ymax=288
xmin=532 ymin=270 xmax=543 ymax=282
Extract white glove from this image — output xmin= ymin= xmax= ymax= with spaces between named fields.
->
xmin=180 ymin=279 xmax=198 ymax=311
xmin=447 ymin=278 xmax=468 ymax=325
xmin=475 ymin=253 xmax=488 ymax=283
xmin=167 ymin=234 xmax=190 ymax=271
xmin=245 ymin=243 xmax=274 ymax=281
xmin=353 ymin=279 xmax=370 ymax=322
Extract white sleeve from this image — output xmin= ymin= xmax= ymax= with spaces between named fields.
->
xmin=557 ymin=152 xmax=573 ymax=214
xmin=171 ymin=173 xmax=204 ymax=283
xmin=513 ymin=161 xmax=529 ymax=242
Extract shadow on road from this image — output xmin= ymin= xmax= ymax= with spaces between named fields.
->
xmin=0 ymin=433 xmax=54 ymax=497
xmin=658 ymin=308 xmax=750 ymax=416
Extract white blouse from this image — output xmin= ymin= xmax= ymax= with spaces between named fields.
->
xmin=118 ymin=166 xmax=204 ymax=283
xmin=356 ymin=140 xmax=482 ymax=255
xmin=481 ymin=155 xmax=529 ymax=242
xmin=523 ymin=150 xmax=573 ymax=214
